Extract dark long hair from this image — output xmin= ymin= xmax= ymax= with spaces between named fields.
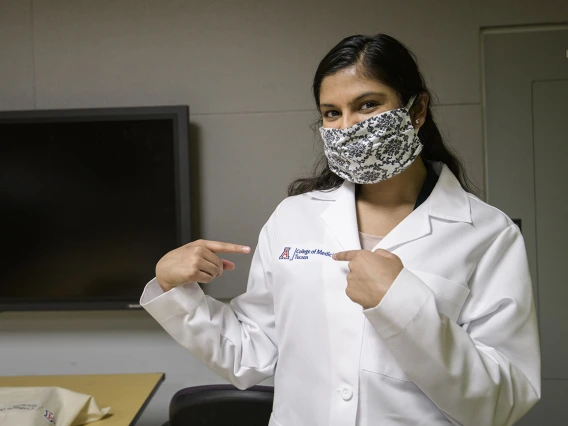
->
xmin=288 ymin=34 xmax=477 ymax=196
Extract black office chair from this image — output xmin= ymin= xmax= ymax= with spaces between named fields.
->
xmin=163 ymin=384 xmax=274 ymax=426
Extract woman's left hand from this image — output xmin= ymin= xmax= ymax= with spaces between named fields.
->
xmin=332 ymin=249 xmax=404 ymax=309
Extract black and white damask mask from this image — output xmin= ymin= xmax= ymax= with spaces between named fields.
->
xmin=319 ymin=96 xmax=422 ymax=184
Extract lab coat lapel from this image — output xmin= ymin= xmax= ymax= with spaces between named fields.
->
xmin=319 ymin=165 xmax=471 ymax=253
xmin=319 ymin=180 xmax=431 ymax=253
xmin=376 ymin=203 xmax=432 ymax=251
xmin=378 ymin=164 xmax=472 ymax=251
xmin=319 ymin=182 xmax=366 ymax=391
xmin=320 ymin=181 xmax=361 ymax=252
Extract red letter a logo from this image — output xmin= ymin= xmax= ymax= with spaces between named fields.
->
xmin=279 ymin=247 xmax=291 ymax=260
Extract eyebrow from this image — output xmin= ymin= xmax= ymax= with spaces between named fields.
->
xmin=319 ymin=91 xmax=387 ymax=108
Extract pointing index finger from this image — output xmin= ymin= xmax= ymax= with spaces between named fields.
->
xmin=332 ymin=250 xmax=359 ymax=261
xmin=202 ymin=240 xmax=251 ymax=254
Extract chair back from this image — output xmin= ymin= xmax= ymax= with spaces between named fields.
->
xmin=168 ymin=384 xmax=274 ymax=426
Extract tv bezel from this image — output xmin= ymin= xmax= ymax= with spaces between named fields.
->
xmin=0 ymin=105 xmax=191 ymax=311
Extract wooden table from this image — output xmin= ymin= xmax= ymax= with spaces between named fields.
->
xmin=0 ymin=373 xmax=165 ymax=426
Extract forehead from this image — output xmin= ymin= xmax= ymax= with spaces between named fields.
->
xmin=319 ymin=67 xmax=397 ymax=104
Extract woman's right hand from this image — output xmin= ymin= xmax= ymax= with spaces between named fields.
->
xmin=155 ymin=240 xmax=251 ymax=292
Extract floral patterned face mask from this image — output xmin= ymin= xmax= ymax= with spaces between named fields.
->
xmin=319 ymin=96 xmax=422 ymax=184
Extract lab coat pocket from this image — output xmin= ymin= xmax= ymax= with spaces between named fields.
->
xmin=361 ymin=318 xmax=413 ymax=382
xmin=409 ymin=270 xmax=470 ymax=322
xmin=361 ymin=370 xmax=451 ymax=425
xmin=361 ymin=272 xmax=469 ymax=382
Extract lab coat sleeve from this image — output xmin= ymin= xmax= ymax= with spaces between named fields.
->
xmin=140 ymin=208 xmax=280 ymax=390
xmin=363 ymin=224 xmax=541 ymax=426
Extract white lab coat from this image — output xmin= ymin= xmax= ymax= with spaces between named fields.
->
xmin=141 ymin=163 xmax=541 ymax=426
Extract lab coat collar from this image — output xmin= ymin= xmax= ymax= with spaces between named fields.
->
xmin=319 ymin=180 xmax=362 ymax=251
xmin=312 ymin=164 xmax=471 ymax=251
xmin=427 ymin=164 xmax=472 ymax=224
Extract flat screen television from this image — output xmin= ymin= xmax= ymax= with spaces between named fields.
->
xmin=0 ymin=106 xmax=191 ymax=311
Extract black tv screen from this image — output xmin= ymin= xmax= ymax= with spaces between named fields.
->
xmin=0 ymin=106 xmax=191 ymax=311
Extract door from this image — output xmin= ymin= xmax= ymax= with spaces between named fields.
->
xmin=533 ymin=80 xmax=568 ymax=382
xmin=483 ymin=27 xmax=568 ymax=424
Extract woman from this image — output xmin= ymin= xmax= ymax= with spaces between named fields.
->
xmin=141 ymin=34 xmax=540 ymax=425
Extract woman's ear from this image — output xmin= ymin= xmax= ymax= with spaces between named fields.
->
xmin=411 ymin=92 xmax=429 ymax=130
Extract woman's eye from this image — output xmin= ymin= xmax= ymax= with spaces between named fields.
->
xmin=323 ymin=110 xmax=341 ymax=119
xmin=360 ymin=102 xmax=378 ymax=111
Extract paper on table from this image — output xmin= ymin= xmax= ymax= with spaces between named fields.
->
xmin=0 ymin=386 xmax=110 ymax=426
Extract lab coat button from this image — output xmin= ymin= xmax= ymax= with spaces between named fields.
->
xmin=341 ymin=386 xmax=353 ymax=401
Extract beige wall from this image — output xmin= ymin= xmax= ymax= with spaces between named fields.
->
xmin=1 ymin=1 xmax=566 ymax=424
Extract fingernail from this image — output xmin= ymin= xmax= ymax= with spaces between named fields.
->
xmin=242 ymin=246 xmax=251 ymax=253
xmin=332 ymin=253 xmax=336 ymax=260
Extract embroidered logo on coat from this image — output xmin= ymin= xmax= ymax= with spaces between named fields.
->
xmin=279 ymin=247 xmax=291 ymax=260
xmin=278 ymin=246 xmax=333 ymax=261
xmin=44 ymin=409 xmax=55 ymax=423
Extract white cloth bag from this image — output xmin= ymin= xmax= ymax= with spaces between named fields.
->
xmin=0 ymin=387 xmax=110 ymax=426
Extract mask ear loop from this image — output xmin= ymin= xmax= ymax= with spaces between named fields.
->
xmin=405 ymin=95 xmax=422 ymax=136
xmin=405 ymin=95 xmax=417 ymax=111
